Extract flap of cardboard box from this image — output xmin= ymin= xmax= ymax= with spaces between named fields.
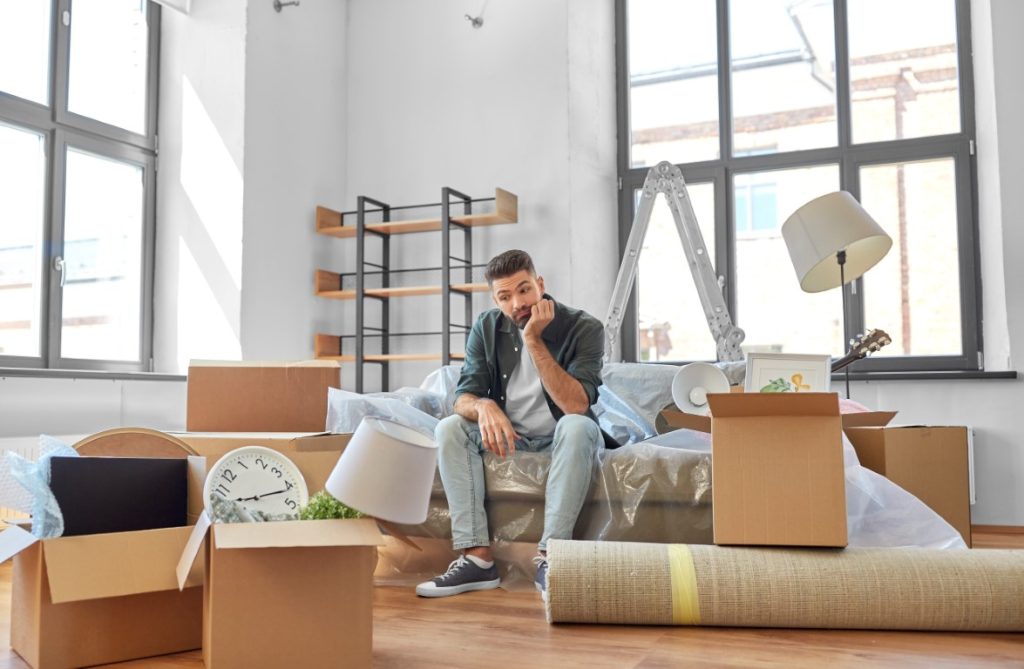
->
xmin=708 ymin=392 xmax=839 ymax=418
xmin=0 ymin=525 xmax=39 ymax=563
xmin=213 ymin=518 xmax=385 ymax=550
xmin=43 ymin=525 xmax=202 ymax=604
xmin=175 ymin=514 xmax=383 ymax=590
xmin=841 ymin=411 xmax=898 ymax=429
xmin=660 ymin=408 xmax=711 ymax=434
xmin=660 ymin=405 xmax=894 ymax=437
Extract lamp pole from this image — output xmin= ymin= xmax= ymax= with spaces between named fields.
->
xmin=837 ymin=249 xmax=850 ymax=399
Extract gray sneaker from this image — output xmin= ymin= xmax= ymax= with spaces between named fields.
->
xmin=415 ymin=556 xmax=501 ymax=598
xmin=533 ymin=555 xmax=548 ymax=602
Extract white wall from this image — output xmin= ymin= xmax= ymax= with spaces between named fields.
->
xmin=240 ymin=0 xmax=348 ymax=360
xmin=341 ymin=0 xmax=617 ymax=390
xmin=155 ymin=0 xmax=248 ymax=372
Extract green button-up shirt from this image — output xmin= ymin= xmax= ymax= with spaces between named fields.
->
xmin=455 ymin=294 xmax=618 ymax=449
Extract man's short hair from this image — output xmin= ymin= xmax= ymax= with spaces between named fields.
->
xmin=484 ymin=249 xmax=536 ymax=285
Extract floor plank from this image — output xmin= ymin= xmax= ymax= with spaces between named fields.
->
xmin=2 ymin=530 xmax=1023 ymax=668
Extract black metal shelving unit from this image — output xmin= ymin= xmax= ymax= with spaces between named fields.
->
xmin=313 ymin=187 xmax=518 ymax=392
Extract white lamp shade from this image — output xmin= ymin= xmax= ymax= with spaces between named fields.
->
xmin=325 ymin=416 xmax=438 ymax=525
xmin=781 ymin=191 xmax=892 ymax=293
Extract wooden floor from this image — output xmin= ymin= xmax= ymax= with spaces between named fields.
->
xmin=2 ymin=530 xmax=1023 ymax=668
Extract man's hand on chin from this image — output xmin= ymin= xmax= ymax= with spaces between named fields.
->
xmin=523 ymin=299 xmax=554 ymax=341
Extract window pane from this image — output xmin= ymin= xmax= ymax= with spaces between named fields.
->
xmin=0 ymin=124 xmax=46 ymax=357
xmin=61 ymin=148 xmax=144 ymax=361
xmin=735 ymin=164 xmax=843 ymax=355
xmin=860 ymin=158 xmax=960 ymax=356
xmin=0 ymin=0 xmax=51 ymax=104
xmin=849 ymin=0 xmax=960 ymax=144
xmin=730 ymin=0 xmax=837 ymax=156
xmin=67 ymin=0 xmax=150 ymax=134
xmin=636 ymin=181 xmax=716 ymax=361
xmin=628 ymin=0 xmax=719 ymax=167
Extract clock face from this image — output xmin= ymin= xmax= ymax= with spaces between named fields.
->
xmin=204 ymin=446 xmax=309 ymax=518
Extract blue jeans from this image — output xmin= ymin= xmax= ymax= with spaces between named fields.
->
xmin=435 ymin=413 xmax=602 ymax=552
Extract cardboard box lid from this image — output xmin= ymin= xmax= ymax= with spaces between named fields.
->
xmin=173 ymin=431 xmax=350 ymax=454
xmin=707 ymin=392 xmax=839 ymax=418
xmin=176 ymin=513 xmax=383 ymax=590
xmin=42 ymin=525 xmax=203 ymax=604
xmin=188 ymin=359 xmax=342 ymax=369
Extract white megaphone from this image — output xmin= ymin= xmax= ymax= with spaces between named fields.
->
xmin=671 ymin=362 xmax=730 ymax=415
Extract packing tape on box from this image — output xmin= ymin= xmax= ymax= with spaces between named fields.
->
xmin=546 ymin=540 xmax=1024 ymax=631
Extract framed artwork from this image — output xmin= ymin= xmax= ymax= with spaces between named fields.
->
xmin=744 ymin=353 xmax=831 ymax=393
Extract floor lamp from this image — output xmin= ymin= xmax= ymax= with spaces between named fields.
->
xmin=781 ymin=191 xmax=892 ymax=397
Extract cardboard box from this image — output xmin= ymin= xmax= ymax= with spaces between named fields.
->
xmin=707 ymin=392 xmax=847 ymax=547
xmin=845 ymin=425 xmax=972 ymax=546
xmin=177 ymin=513 xmax=384 ymax=669
xmin=0 ymin=457 xmax=207 ymax=669
xmin=187 ymin=360 xmax=341 ymax=432
xmin=176 ymin=434 xmax=350 ymax=494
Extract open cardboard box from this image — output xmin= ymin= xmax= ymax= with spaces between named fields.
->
xmin=706 ymin=392 xmax=850 ymax=547
xmin=659 ymin=402 xmax=896 ymax=438
xmin=0 ymin=457 xmax=207 ymax=669
xmin=176 ymin=448 xmax=384 ymax=669
xmin=186 ymin=360 xmax=341 ymax=433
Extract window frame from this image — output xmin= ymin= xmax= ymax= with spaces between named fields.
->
xmin=615 ymin=0 xmax=980 ymax=372
xmin=0 ymin=0 xmax=160 ymax=372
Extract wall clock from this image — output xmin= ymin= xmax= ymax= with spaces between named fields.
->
xmin=204 ymin=446 xmax=309 ymax=518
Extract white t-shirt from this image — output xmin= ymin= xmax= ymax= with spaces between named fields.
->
xmin=505 ymin=343 xmax=557 ymax=438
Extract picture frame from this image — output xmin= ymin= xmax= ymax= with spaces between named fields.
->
xmin=744 ymin=352 xmax=831 ymax=393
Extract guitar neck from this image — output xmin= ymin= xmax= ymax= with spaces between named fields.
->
xmin=831 ymin=352 xmax=860 ymax=374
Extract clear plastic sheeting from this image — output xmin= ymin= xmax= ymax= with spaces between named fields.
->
xmin=325 ymin=388 xmax=439 ymax=438
xmin=324 ymin=366 xmax=460 ymax=437
xmin=322 ymin=364 xmax=967 ymax=589
xmin=2 ymin=435 xmax=79 ymax=538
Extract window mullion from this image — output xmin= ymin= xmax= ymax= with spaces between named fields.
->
xmin=834 ymin=0 xmax=852 ymax=151
xmin=46 ymin=129 xmax=68 ymax=366
xmin=716 ymin=0 xmax=733 ymax=163
xmin=52 ymin=0 xmax=70 ymax=127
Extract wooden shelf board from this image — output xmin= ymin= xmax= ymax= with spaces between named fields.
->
xmin=313 ymin=353 xmax=466 ymax=362
xmin=316 ymin=289 xmax=358 ymax=300
xmin=316 ymin=283 xmax=487 ymax=300
xmin=316 ymin=214 xmax=515 ymax=238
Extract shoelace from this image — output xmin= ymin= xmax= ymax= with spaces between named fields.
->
xmin=438 ymin=556 xmax=471 ymax=582
xmin=532 ymin=555 xmax=547 ymax=570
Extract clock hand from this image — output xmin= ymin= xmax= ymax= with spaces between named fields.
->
xmin=234 ymin=488 xmax=290 ymax=503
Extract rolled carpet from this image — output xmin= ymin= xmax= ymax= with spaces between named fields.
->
xmin=545 ymin=539 xmax=1024 ymax=630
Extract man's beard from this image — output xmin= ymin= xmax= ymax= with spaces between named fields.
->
xmin=512 ymin=310 xmax=531 ymax=329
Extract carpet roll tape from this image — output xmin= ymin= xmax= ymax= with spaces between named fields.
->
xmin=546 ymin=540 xmax=1024 ymax=631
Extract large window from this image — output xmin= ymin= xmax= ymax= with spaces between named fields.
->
xmin=0 ymin=0 xmax=159 ymax=372
xmin=617 ymin=0 xmax=979 ymax=372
